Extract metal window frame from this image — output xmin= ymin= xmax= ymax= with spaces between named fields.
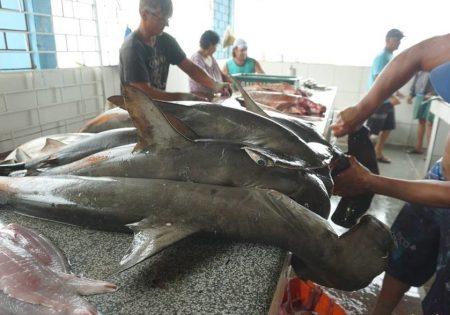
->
xmin=0 ymin=0 xmax=103 ymax=71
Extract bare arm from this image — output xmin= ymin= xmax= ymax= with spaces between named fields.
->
xmin=222 ymin=63 xmax=229 ymax=76
xmin=332 ymin=34 xmax=450 ymax=136
xmin=178 ymin=58 xmax=227 ymax=92
xmin=255 ymin=60 xmax=265 ymax=74
xmin=366 ymin=175 xmax=450 ymax=207
xmin=333 ymin=151 xmax=450 ymax=208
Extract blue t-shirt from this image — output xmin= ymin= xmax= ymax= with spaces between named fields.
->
xmin=367 ymin=48 xmax=394 ymax=104
xmin=226 ymin=58 xmax=256 ymax=75
xmin=367 ymin=48 xmax=393 ymax=89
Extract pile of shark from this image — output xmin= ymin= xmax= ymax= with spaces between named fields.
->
xmin=0 ymin=81 xmax=393 ymax=293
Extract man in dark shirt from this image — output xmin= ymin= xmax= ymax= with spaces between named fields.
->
xmin=120 ymin=0 xmax=229 ymax=101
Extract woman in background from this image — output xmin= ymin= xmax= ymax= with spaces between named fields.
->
xmin=222 ymin=38 xmax=265 ymax=75
xmin=189 ymin=30 xmax=231 ymax=100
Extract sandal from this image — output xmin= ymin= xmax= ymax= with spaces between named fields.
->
xmin=377 ymin=156 xmax=391 ymax=164
xmin=406 ymin=148 xmax=423 ymax=154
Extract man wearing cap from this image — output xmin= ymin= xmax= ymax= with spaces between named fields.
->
xmin=222 ymin=38 xmax=265 ymax=76
xmin=331 ymin=33 xmax=450 ymax=315
xmin=120 ymin=0 xmax=230 ymax=101
xmin=366 ymin=28 xmax=405 ymax=164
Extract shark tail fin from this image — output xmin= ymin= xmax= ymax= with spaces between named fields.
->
xmin=116 ymin=221 xmax=199 ymax=274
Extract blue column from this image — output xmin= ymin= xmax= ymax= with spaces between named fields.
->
xmin=213 ymin=0 xmax=234 ymax=60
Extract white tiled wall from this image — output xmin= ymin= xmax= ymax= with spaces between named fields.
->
xmin=0 ymin=66 xmax=121 ymax=154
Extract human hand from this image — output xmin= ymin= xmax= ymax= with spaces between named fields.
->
xmin=330 ymin=106 xmax=364 ymax=137
xmin=407 ymin=95 xmax=413 ymax=104
xmin=177 ymin=93 xmax=208 ymax=102
xmin=213 ymin=81 xmax=231 ymax=95
xmin=389 ymin=95 xmax=401 ymax=106
xmin=395 ymin=91 xmax=405 ymax=99
xmin=332 ymin=156 xmax=373 ymax=197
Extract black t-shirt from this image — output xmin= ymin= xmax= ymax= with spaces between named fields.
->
xmin=119 ymin=31 xmax=186 ymax=90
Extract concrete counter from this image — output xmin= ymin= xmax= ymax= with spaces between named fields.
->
xmin=0 ymin=209 xmax=285 ymax=314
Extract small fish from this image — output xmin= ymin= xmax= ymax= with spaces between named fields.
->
xmin=0 ymin=223 xmax=116 ymax=314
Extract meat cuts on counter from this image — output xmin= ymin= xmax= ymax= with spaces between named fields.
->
xmin=247 ymin=90 xmax=327 ymax=117
xmin=247 ymin=82 xmax=311 ymax=97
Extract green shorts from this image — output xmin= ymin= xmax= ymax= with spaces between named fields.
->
xmin=413 ymin=94 xmax=435 ymax=122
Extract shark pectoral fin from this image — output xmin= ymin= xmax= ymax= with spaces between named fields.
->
xmin=229 ymin=76 xmax=270 ymax=118
xmin=116 ymin=222 xmax=199 ymax=273
xmin=122 ymin=85 xmax=192 ymax=152
xmin=41 ymin=138 xmax=66 ymax=153
xmin=107 ymin=95 xmax=126 ymax=109
xmin=243 ymin=146 xmax=309 ymax=169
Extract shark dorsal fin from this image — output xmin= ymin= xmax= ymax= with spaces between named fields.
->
xmin=122 ymin=86 xmax=192 ymax=152
xmin=41 ymin=138 xmax=66 ymax=153
xmin=117 ymin=221 xmax=199 ymax=273
xmin=229 ymin=76 xmax=270 ymax=118
xmin=107 ymin=95 xmax=126 ymax=110
xmin=14 ymin=148 xmax=32 ymax=162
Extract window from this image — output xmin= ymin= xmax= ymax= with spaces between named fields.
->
xmin=0 ymin=0 xmax=32 ymax=70
xmin=0 ymin=0 xmax=103 ymax=70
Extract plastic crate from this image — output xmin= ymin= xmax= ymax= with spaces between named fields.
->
xmin=231 ymin=73 xmax=299 ymax=87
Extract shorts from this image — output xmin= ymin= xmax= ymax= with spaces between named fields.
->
xmin=366 ymin=102 xmax=396 ymax=135
xmin=414 ymin=94 xmax=435 ymax=122
xmin=386 ymin=159 xmax=450 ymax=315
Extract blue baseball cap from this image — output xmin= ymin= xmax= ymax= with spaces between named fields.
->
xmin=430 ymin=61 xmax=450 ymax=103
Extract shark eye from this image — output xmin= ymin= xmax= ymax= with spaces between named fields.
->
xmin=257 ymin=159 xmax=267 ymax=166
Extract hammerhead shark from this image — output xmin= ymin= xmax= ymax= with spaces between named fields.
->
xmin=0 ymin=85 xmax=393 ymax=291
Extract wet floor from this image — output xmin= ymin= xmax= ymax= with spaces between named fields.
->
xmin=326 ymin=144 xmax=428 ymax=315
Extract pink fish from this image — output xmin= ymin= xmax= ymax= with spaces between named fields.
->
xmin=0 ymin=224 xmax=117 ymax=315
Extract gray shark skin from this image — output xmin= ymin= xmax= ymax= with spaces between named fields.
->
xmin=39 ymin=142 xmax=330 ymax=218
xmin=39 ymin=86 xmax=331 ymax=217
xmin=104 ymin=93 xmax=336 ymax=192
xmin=94 ymin=95 xmax=325 ymax=170
xmin=24 ymin=127 xmax=137 ymax=170
xmin=0 ymin=175 xmax=393 ymax=291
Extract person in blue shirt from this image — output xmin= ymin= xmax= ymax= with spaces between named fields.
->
xmin=366 ymin=29 xmax=404 ymax=163
xmin=331 ymin=33 xmax=450 ymax=315
xmin=222 ymin=38 xmax=265 ymax=76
